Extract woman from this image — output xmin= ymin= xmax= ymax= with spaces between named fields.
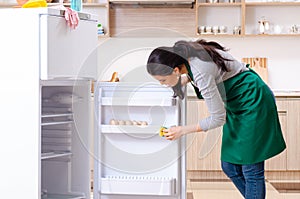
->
xmin=146 ymin=39 xmax=286 ymax=199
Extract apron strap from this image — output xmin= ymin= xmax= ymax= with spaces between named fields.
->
xmin=185 ymin=62 xmax=204 ymax=99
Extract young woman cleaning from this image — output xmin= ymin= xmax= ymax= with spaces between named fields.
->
xmin=146 ymin=39 xmax=286 ymax=199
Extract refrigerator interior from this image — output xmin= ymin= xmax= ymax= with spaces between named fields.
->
xmin=40 ymin=80 xmax=92 ymax=199
xmin=94 ymin=82 xmax=186 ymax=199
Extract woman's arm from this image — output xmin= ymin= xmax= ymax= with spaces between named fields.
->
xmin=163 ymin=124 xmax=202 ymax=141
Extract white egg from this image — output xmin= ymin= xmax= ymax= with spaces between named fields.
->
xmin=140 ymin=121 xmax=148 ymax=126
xmin=132 ymin=120 xmax=138 ymax=125
xmin=125 ymin=120 xmax=133 ymax=125
xmin=109 ymin=119 xmax=118 ymax=125
xmin=118 ymin=120 xmax=125 ymax=125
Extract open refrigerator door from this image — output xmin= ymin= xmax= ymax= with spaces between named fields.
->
xmin=94 ymin=82 xmax=186 ymax=199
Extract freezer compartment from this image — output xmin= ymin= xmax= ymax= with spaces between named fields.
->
xmin=100 ymin=176 xmax=176 ymax=196
xmin=39 ymin=14 xmax=97 ymax=80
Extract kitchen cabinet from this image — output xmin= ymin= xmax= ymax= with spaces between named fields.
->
xmin=186 ymin=96 xmax=300 ymax=172
xmin=186 ymin=99 xmax=222 ymax=171
xmin=285 ymin=98 xmax=300 ymax=170
xmin=196 ymin=0 xmax=300 ymax=37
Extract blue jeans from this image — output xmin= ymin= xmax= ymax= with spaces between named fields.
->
xmin=221 ymin=161 xmax=266 ymax=199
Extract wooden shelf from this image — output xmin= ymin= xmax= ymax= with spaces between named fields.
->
xmin=197 ymin=2 xmax=242 ymax=6
xmin=245 ymin=2 xmax=300 ymax=6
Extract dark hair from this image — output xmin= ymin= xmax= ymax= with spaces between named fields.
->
xmin=147 ymin=39 xmax=231 ymax=76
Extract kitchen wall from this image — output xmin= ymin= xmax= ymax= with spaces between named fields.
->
xmin=97 ymin=36 xmax=300 ymax=91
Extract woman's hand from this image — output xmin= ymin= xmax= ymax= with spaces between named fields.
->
xmin=180 ymin=74 xmax=190 ymax=86
xmin=163 ymin=124 xmax=202 ymax=141
xmin=163 ymin=126 xmax=184 ymax=141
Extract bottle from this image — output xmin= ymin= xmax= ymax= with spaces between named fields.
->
xmin=71 ymin=0 xmax=82 ymax=12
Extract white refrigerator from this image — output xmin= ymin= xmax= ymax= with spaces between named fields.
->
xmin=94 ymin=82 xmax=186 ymax=199
xmin=0 ymin=8 xmax=97 ymax=199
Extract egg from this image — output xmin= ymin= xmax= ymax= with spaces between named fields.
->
xmin=140 ymin=121 xmax=148 ymax=126
xmin=125 ymin=120 xmax=133 ymax=125
xmin=109 ymin=119 xmax=118 ymax=125
xmin=118 ymin=120 xmax=125 ymax=125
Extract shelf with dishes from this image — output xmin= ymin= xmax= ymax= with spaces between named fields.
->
xmin=196 ymin=0 xmax=300 ymax=36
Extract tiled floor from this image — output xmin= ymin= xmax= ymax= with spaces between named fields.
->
xmin=187 ymin=180 xmax=300 ymax=199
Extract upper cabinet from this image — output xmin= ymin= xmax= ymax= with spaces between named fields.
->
xmin=196 ymin=0 xmax=300 ymax=37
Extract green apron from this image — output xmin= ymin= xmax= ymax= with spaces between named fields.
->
xmin=186 ymin=64 xmax=286 ymax=164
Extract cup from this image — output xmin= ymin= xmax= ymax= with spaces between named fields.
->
xmin=205 ymin=26 xmax=212 ymax=34
xmin=212 ymin=26 xmax=219 ymax=34
xmin=219 ymin=26 xmax=227 ymax=33
xmin=198 ymin=26 xmax=205 ymax=34
xmin=273 ymin=25 xmax=282 ymax=34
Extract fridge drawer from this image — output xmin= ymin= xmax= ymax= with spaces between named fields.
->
xmin=39 ymin=15 xmax=97 ymax=80
xmin=100 ymin=176 xmax=176 ymax=196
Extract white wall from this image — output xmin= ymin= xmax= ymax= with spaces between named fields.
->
xmin=97 ymin=36 xmax=300 ymax=91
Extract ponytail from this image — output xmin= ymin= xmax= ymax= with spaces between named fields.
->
xmin=174 ymin=39 xmax=231 ymax=72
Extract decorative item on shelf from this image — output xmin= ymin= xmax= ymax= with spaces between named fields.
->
xmin=241 ymin=57 xmax=268 ymax=84
xmin=212 ymin=26 xmax=219 ymax=34
xmin=233 ymin=25 xmax=241 ymax=35
xmin=21 ymin=0 xmax=47 ymax=8
xmin=198 ymin=25 xmax=227 ymax=35
xmin=290 ymin=25 xmax=299 ymax=34
xmin=97 ymin=23 xmax=105 ymax=36
xmin=273 ymin=25 xmax=282 ymax=34
xmin=206 ymin=0 xmax=219 ymax=3
xmin=198 ymin=26 xmax=205 ymax=34
xmin=219 ymin=26 xmax=227 ymax=34
xmin=109 ymin=72 xmax=119 ymax=82
xmin=205 ymin=26 xmax=212 ymax=34
xmin=71 ymin=0 xmax=82 ymax=12
xmin=258 ymin=16 xmax=270 ymax=34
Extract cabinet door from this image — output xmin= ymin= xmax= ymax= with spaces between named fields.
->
xmin=287 ymin=99 xmax=300 ymax=170
xmin=186 ymin=100 xmax=222 ymax=171
xmin=265 ymin=99 xmax=287 ymax=171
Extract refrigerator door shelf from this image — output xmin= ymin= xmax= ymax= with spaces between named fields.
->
xmin=100 ymin=125 xmax=164 ymax=135
xmin=100 ymin=176 xmax=176 ymax=196
xmin=100 ymin=97 xmax=177 ymax=106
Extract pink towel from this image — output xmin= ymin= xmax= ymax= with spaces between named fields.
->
xmin=64 ymin=7 xmax=79 ymax=29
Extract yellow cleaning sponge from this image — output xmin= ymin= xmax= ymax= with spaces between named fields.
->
xmin=159 ymin=126 xmax=167 ymax=137
xmin=22 ymin=0 xmax=47 ymax=8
